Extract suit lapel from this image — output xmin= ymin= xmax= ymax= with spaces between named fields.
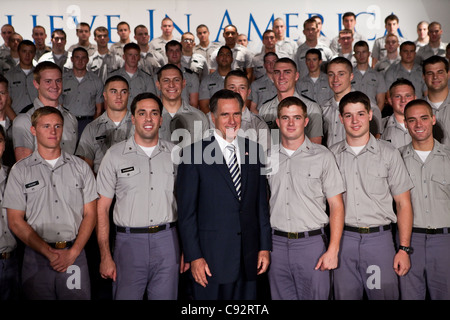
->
xmin=209 ymin=137 xmax=241 ymax=200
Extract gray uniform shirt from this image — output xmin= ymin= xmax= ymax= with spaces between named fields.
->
xmin=384 ymin=62 xmax=427 ymax=99
xmin=61 ymin=70 xmax=104 ymax=117
xmin=5 ymin=65 xmax=38 ymax=113
xmin=296 ymin=72 xmax=333 ymax=107
xmin=108 ymin=67 xmax=157 ymax=110
xmin=250 ymin=74 xmax=277 ymax=109
xmin=351 ymin=67 xmax=387 ymax=103
xmin=160 ymin=100 xmax=209 ymax=144
xmin=258 ymin=91 xmax=323 ymax=140
xmin=267 ymin=137 xmax=345 ymax=232
xmin=399 ymin=140 xmax=450 ymax=228
xmin=3 ymin=150 xmax=98 ymax=242
xmin=198 ymin=71 xmax=224 ymax=101
xmin=12 ymin=98 xmax=78 ymax=154
xmin=88 ymin=51 xmax=124 ymax=83
xmin=210 ymin=44 xmax=255 ymax=72
xmin=75 ymin=110 xmax=134 ymax=173
xmin=380 ymin=115 xmax=411 ymax=149
xmin=96 ymin=136 xmax=177 ymax=227
xmin=426 ymin=94 xmax=450 ymax=149
xmin=329 ymin=134 xmax=413 ymax=227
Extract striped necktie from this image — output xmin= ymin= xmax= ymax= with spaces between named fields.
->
xmin=226 ymin=144 xmax=241 ymax=200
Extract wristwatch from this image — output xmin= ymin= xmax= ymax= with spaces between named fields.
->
xmin=398 ymin=245 xmax=413 ymax=254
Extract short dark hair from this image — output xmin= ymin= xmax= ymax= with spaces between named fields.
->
xmin=277 ymin=96 xmax=307 ymax=118
xmin=354 ymin=40 xmax=369 ymax=50
xmin=157 ymin=63 xmax=184 ymax=81
xmin=71 ymin=46 xmax=89 ymax=57
xmin=404 ymin=99 xmax=433 ymax=118
xmin=305 ymin=48 xmax=322 ymax=60
xmin=123 ymin=42 xmax=140 ymax=53
xmin=18 ymin=39 xmax=36 ymax=52
xmin=104 ymin=75 xmax=129 ymax=91
xmin=400 ymin=41 xmax=416 ymax=51
xmin=130 ymin=92 xmax=163 ymax=116
xmin=389 ymin=78 xmax=415 ymax=95
xmin=225 ymin=69 xmax=249 ymax=88
xmin=422 ymin=55 xmax=449 ymax=74
xmin=209 ymin=89 xmax=244 ymax=116
xmin=327 ymin=56 xmax=353 ymax=73
xmin=339 ymin=91 xmax=371 ymax=115
xmin=165 ymin=40 xmax=182 ymax=52
xmin=0 ymin=74 xmax=8 ymax=87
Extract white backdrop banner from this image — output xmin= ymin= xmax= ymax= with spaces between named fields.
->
xmin=2 ymin=0 xmax=449 ymax=52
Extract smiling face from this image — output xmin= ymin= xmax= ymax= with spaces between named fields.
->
xmin=423 ymin=61 xmax=449 ymax=93
xmin=339 ymin=102 xmax=372 ymax=143
xmin=404 ymin=103 xmax=436 ymax=145
xmin=327 ymin=62 xmax=353 ymax=97
xmin=157 ymin=67 xmax=185 ymax=102
xmin=34 ymin=68 xmax=63 ymax=105
xmin=211 ymin=98 xmax=242 ymax=142
xmin=388 ymin=84 xmax=416 ymax=117
xmin=273 ymin=61 xmax=299 ymax=94
xmin=132 ymin=98 xmax=162 ymax=147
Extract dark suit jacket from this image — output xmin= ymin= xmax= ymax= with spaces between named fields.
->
xmin=177 ymin=135 xmax=272 ymax=284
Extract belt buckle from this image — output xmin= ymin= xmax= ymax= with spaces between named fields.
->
xmin=426 ymin=228 xmax=437 ymax=234
xmin=148 ymin=226 xmax=159 ymax=234
xmin=287 ymin=232 xmax=298 ymax=239
xmin=359 ymin=227 xmax=370 ymax=234
xmin=55 ymin=241 xmax=67 ymax=249
xmin=1 ymin=252 xmax=11 ymax=259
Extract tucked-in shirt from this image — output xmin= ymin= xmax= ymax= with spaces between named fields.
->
xmin=399 ymin=140 xmax=450 ymax=228
xmin=3 ymin=150 xmax=97 ymax=242
xmin=96 ymin=136 xmax=177 ymax=227
xmin=329 ymin=134 xmax=413 ymax=227
xmin=267 ymin=137 xmax=345 ymax=232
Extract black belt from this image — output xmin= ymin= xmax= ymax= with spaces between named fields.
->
xmin=274 ymin=228 xmax=323 ymax=239
xmin=344 ymin=224 xmax=391 ymax=234
xmin=0 ymin=250 xmax=15 ymax=259
xmin=412 ymin=227 xmax=450 ymax=234
xmin=117 ymin=222 xmax=176 ymax=234
xmin=48 ymin=240 xmax=74 ymax=249
xmin=76 ymin=116 xmax=94 ymax=120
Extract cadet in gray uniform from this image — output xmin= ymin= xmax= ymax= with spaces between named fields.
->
xmin=416 ymin=22 xmax=447 ymax=65
xmin=250 ymin=52 xmax=278 ymax=113
xmin=329 ymin=91 xmax=413 ymax=300
xmin=267 ymin=96 xmax=345 ymax=300
xmin=295 ymin=49 xmax=333 ymax=107
xmin=373 ymin=33 xmax=401 ymax=75
xmin=164 ymin=40 xmax=200 ymax=108
xmin=322 ymin=57 xmax=382 ymax=147
xmin=61 ymin=47 xmax=104 ymax=135
xmin=67 ymin=22 xmax=97 ymax=57
xmin=371 ymin=14 xmax=405 ymax=68
xmin=108 ymin=43 xmax=157 ymax=110
xmin=399 ymin=99 xmax=450 ymax=300
xmin=352 ymin=41 xmax=387 ymax=112
xmin=134 ymin=25 xmax=165 ymax=76
xmin=109 ymin=21 xmax=132 ymax=58
xmin=273 ymin=17 xmax=298 ymax=60
xmin=38 ymin=29 xmax=72 ymax=72
xmin=88 ymin=26 xmax=124 ymax=83
xmin=12 ymin=61 xmax=78 ymax=162
xmin=156 ymin=64 xmax=209 ymax=146
xmin=0 ymin=126 xmax=19 ymax=300
xmin=198 ymin=46 xmax=232 ymax=114
xmin=381 ymin=79 xmax=416 ymax=148
xmin=149 ymin=17 xmax=180 ymax=58
xmin=5 ymin=40 xmax=37 ymax=114
xmin=4 ymin=107 xmax=97 ymax=300
xmin=259 ymin=57 xmax=323 ymax=145
xmin=423 ymin=56 xmax=450 ymax=149
xmin=96 ymin=92 xmax=182 ymax=300
xmin=76 ymin=75 xmax=134 ymax=174
xmin=385 ymin=41 xmax=427 ymax=99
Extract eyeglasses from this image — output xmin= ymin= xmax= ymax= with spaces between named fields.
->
xmin=182 ymin=39 xmax=194 ymax=43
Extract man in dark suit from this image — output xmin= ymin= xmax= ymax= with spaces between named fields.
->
xmin=176 ymin=89 xmax=272 ymax=300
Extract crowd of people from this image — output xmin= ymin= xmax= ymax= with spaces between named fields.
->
xmin=0 ymin=11 xmax=449 ymax=301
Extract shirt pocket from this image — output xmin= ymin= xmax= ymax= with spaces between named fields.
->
xmin=366 ymin=164 xmax=389 ymax=195
xmin=430 ymin=174 xmax=450 ymax=200
xmin=296 ymin=165 xmax=323 ymax=199
xmin=65 ymin=177 xmax=85 ymax=209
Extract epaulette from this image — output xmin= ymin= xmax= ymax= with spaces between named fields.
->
xmin=262 ymin=94 xmax=277 ymax=105
xmin=20 ymin=103 xmax=34 ymax=114
xmin=300 ymin=93 xmax=317 ymax=104
xmin=184 ymin=67 xmax=194 ymax=74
